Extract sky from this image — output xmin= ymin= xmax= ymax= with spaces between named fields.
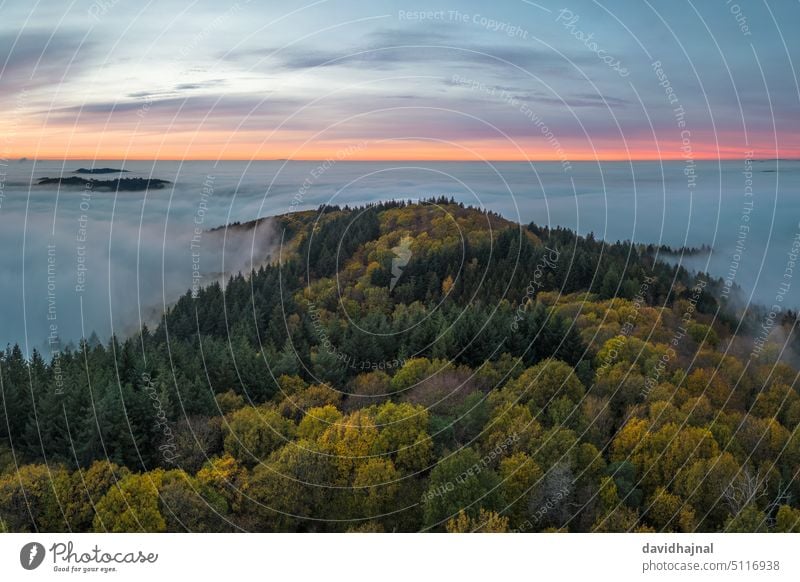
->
xmin=1 ymin=0 xmax=799 ymax=161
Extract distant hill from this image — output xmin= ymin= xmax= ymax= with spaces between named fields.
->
xmin=2 ymin=198 xmax=798 ymax=534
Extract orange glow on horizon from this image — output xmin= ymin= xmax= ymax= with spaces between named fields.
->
xmin=4 ymin=127 xmax=797 ymax=162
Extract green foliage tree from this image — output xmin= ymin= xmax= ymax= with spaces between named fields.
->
xmin=422 ymin=447 xmax=504 ymax=530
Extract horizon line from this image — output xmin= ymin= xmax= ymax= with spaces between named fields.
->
xmin=15 ymin=156 xmax=797 ymax=162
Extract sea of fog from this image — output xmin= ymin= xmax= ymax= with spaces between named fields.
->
xmin=1 ymin=159 xmax=799 ymax=352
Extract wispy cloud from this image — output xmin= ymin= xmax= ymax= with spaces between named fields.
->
xmin=224 ymin=25 xmax=591 ymax=75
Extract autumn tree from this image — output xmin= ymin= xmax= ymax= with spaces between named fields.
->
xmin=93 ymin=470 xmax=166 ymax=532
xmin=0 ymin=464 xmax=70 ymax=532
xmin=223 ymin=405 xmax=296 ymax=466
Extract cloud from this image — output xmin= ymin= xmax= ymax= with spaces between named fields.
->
xmin=0 ymin=30 xmax=95 ymax=99
xmin=44 ymin=93 xmax=309 ymax=131
xmin=223 ymin=25 xmax=590 ymax=75
xmin=124 ymin=79 xmax=228 ymax=101
xmin=530 ymin=92 xmax=631 ymax=108
xmin=174 ymin=79 xmax=227 ymax=91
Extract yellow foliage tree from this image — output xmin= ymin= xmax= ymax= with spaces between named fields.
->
xmin=446 ymin=508 xmax=510 ymax=533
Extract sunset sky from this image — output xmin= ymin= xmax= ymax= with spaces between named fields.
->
xmin=1 ymin=0 xmax=798 ymax=161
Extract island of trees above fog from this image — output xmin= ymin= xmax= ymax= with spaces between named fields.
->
xmin=73 ymin=168 xmax=129 ymax=174
xmin=36 ymin=176 xmax=170 ymax=191
xmin=2 ymin=199 xmax=799 ymax=533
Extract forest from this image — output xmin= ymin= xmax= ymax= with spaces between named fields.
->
xmin=1 ymin=198 xmax=799 ymax=533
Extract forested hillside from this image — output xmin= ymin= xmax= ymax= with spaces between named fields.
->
xmin=2 ymin=199 xmax=799 ymax=532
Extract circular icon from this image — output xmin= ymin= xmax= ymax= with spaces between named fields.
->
xmin=20 ymin=542 xmax=46 ymax=570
